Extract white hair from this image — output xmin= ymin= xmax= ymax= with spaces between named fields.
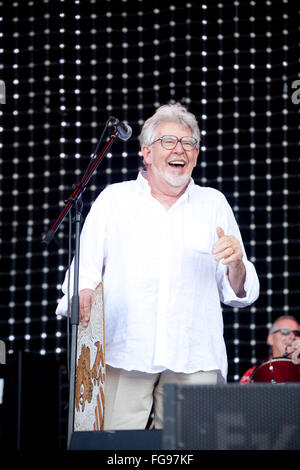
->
xmin=138 ymin=102 xmax=201 ymax=147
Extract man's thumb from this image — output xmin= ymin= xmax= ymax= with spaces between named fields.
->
xmin=216 ymin=226 xmax=224 ymax=239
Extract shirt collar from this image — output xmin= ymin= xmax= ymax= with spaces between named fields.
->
xmin=136 ymin=170 xmax=195 ymax=201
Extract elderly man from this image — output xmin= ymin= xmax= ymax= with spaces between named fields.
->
xmin=240 ymin=315 xmax=300 ymax=383
xmin=56 ymin=103 xmax=259 ymax=429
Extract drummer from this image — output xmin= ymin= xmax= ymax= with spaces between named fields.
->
xmin=240 ymin=315 xmax=300 ymax=383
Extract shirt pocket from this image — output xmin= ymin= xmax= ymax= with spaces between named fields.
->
xmin=184 ymin=221 xmax=212 ymax=254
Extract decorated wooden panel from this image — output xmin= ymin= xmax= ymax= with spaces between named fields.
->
xmin=74 ymin=283 xmax=105 ymax=431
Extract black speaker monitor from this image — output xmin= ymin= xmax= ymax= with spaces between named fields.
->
xmin=162 ymin=383 xmax=300 ymax=450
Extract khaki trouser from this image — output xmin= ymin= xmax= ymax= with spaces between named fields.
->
xmin=104 ymin=364 xmax=222 ymax=430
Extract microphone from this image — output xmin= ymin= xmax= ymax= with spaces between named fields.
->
xmin=109 ymin=116 xmax=132 ymax=141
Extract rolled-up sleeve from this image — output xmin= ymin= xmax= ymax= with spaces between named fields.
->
xmin=55 ymin=189 xmax=108 ymax=317
xmin=218 ymin=258 xmax=260 ymax=307
xmin=215 ymin=195 xmax=260 ymax=308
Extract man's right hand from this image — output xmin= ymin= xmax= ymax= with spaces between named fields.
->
xmin=78 ymin=288 xmax=94 ymax=327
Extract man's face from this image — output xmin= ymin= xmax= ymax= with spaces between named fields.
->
xmin=142 ymin=121 xmax=199 ymax=190
xmin=267 ymin=318 xmax=300 ymax=357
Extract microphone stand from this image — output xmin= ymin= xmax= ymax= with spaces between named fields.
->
xmin=42 ymin=129 xmax=119 ymax=449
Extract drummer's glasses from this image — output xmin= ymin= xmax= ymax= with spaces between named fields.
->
xmin=272 ymin=328 xmax=300 ymax=337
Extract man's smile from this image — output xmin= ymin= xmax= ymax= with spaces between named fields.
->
xmin=168 ymin=160 xmax=186 ymax=167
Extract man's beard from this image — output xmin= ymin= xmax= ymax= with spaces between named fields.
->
xmin=162 ymin=171 xmax=191 ymax=187
xmin=152 ymin=163 xmax=191 ymax=187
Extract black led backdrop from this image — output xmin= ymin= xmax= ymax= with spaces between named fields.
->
xmin=0 ymin=0 xmax=299 ymax=383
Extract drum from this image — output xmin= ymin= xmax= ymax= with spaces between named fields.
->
xmin=250 ymin=358 xmax=300 ymax=383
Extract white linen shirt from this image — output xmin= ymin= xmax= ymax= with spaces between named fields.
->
xmin=56 ymin=171 xmax=259 ymax=381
